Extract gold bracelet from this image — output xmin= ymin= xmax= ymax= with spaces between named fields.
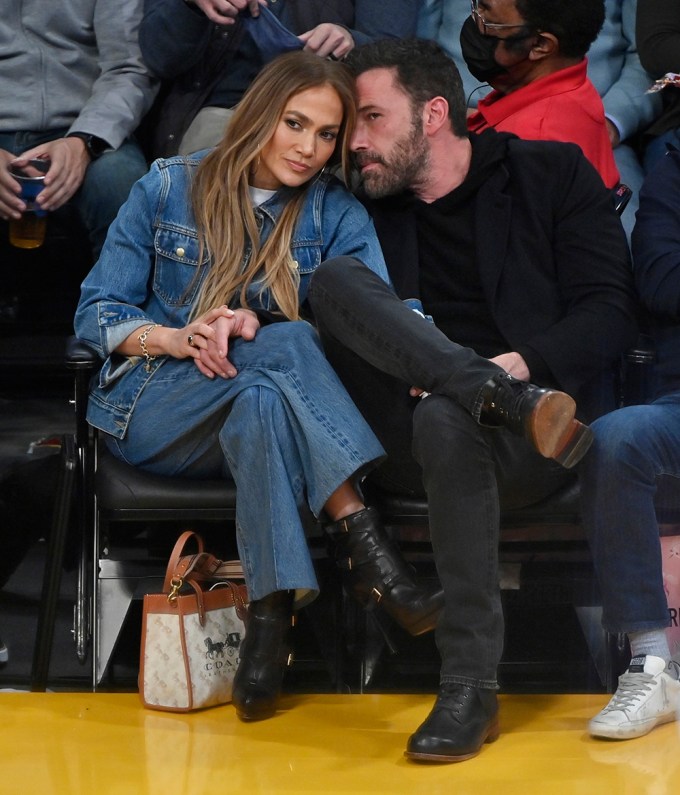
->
xmin=138 ymin=324 xmax=159 ymax=373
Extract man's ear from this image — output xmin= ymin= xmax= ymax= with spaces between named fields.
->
xmin=528 ymin=31 xmax=559 ymax=61
xmin=423 ymin=97 xmax=449 ymax=136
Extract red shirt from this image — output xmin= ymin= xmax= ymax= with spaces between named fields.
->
xmin=467 ymin=60 xmax=620 ymax=188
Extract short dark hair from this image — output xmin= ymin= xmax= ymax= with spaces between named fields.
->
xmin=346 ymin=38 xmax=468 ymax=138
xmin=515 ymin=0 xmax=605 ymax=58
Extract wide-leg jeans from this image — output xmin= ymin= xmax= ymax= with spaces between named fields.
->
xmin=309 ymin=257 xmax=574 ymax=688
xmin=106 ymin=321 xmax=386 ymax=607
xmin=579 ymin=397 xmax=680 ymax=634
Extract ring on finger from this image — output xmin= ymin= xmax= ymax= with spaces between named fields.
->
xmin=188 ymin=334 xmax=196 ymax=347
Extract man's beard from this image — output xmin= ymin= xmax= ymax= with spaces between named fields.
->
xmin=354 ymin=120 xmax=429 ymax=199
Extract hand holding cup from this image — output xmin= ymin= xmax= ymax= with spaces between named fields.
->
xmin=8 ymin=158 xmax=50 ymax=249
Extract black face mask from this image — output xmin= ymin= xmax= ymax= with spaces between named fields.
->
xmin=460 ymin=16 xmax=508 ymax=84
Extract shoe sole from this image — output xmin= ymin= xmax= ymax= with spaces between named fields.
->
xmin=589 ymin=710 xmax=677 ymax=740
xmin=235 ymin=706 xmax=277 ymax=722
xmin=404 ymin=718 xmax=500 ymax=763
xmin=528 ymin=393 xmax=593 ymax=468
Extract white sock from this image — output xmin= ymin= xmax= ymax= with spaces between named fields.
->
xmin=628 ymin=629 xmax=671 ymax=662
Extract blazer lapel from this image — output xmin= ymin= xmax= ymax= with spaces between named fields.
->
xmin=475 ymin=173 xmax=512 ymax=313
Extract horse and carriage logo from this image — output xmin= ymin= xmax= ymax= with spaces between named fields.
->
xmin=203 ymin=632 xmax=242 ymax=671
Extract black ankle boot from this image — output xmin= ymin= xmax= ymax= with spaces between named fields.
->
xmin=479 ymin=373 xmax=593 ymax=468
xmin=405 ymin=683 xmax=500 ymax=762
xmin=232 ymin=590 xmax=294 ymax=721
xmin=325 ymin=506 xmax=443 ymax=636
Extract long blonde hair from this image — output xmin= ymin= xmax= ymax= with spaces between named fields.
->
xmin=190 ymin=51 xmax=356 ymax=321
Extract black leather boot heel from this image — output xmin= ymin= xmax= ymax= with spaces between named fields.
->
xmin=232 ymin=590 xmax=294 ymax=721
xmin=325 ymin=506 xmax=443 ymax=636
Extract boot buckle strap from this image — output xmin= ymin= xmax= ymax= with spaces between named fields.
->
xmin=337 ymin=517 xmax=351 ymax=534
xmin=370 ymin=587 xmax=383 ymax=603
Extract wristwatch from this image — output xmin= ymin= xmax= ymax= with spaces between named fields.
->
xmin=67 ymin=132 xmax=108 ymax=161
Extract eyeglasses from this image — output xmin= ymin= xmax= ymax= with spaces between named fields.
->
xmin=470 ymin=0 xmax=529 ymax=35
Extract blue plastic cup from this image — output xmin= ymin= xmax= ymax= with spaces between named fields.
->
xmin=8 ymin=159 xmax=49 ymax=249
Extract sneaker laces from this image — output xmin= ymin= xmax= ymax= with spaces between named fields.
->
xmin=602 ymin=671 xmax=656 ymax=713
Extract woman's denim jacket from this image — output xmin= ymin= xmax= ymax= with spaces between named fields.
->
xmin=74 ymin=152 xmax=389 ymax=439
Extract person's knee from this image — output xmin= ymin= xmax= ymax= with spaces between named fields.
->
xmin=265 ymin=320 xmax=322 ymax=358
xmin=412 ymin=394 xmax=480 ymax=466
xmin=585 ymin=407 xmax=660 ymax=474
xmin=310 ymin=256 xmax=365 ymax=295
xmin=81 ymin=141 xmax=148 ymax=207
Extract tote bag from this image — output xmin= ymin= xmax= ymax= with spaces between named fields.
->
xmin=140 ymin=530 xmax=248 ymax=712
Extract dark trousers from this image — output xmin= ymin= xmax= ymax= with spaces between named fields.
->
xmin=309 ymin=257 xmax=573 ymax=687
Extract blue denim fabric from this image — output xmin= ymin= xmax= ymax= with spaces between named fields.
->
xmin=579 ymin=392 xmax=680 ymax=632
xmin=0 ymin=130 xmax=148 ymax=257
xmin=107 ymin=321 xmax=385 ymax=605
xmin=74 ymin=152 xmax=388 ymax=439
xmin=579 ymin=398 xmax=680 ymax=633
xmin=74 ymin=154 xmax=388 ymax=605
xmin=242 ymin=6 xmax=303 ymax=63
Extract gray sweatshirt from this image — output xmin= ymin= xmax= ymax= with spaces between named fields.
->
xmin=0 ymin=0 xmax=158 ymax=148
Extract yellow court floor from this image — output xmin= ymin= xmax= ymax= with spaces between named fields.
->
xmin=2 ymin=692 xmax=678 ymax=794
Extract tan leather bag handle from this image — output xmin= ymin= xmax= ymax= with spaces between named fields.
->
xmin=162 ymin=531 xmax=244 ymax=593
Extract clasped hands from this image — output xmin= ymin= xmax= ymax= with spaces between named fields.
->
xmin=180 ymin=305 xmax=260 ymax=380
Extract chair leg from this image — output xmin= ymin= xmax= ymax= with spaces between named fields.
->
xmin=94 ymin=572 xmax=138 ymax=687
xmin=30 ymin=435 xmax=77 ymax=691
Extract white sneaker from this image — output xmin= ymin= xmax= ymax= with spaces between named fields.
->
xmin=589 ymin=655 xmax=680 ymax=739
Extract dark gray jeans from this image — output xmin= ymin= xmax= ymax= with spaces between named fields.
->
xmin=309 ymin=257 xmax=573 ymax=688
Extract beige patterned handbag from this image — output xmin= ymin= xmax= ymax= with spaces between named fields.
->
xmin=139 ymin=530 xmax=248 ymax=712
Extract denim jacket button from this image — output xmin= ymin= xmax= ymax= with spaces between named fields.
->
xmin=292 ymin=260 xmax=299 ymax=269
xmin=176 ymin=247 xmax=186 ymax=258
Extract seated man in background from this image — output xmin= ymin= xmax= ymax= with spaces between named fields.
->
xmin=462 ymin=0 xmax=620 ymax=189
xmin=0 ymin=0 xmax=158 ymax=258
xmin=308 ymin=38 xmax=637 ymax=763
xmin=581 ymin=147 xmax=680 ymax=741
xmin=418 ymin=0 xmax=660 ymax=239
xmin=140 ymin=0 xmax=419 ymax=158
xmin=637 ymin=0 xmax=680 ymax=172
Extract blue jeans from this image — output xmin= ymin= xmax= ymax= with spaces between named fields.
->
xmin=579 ymin=397 xmax=680 ymax=634
xmin=106 ymin=321 xmax=385 ymax=607
xmin=0 ymin=129 xmax=148 ymax=257
xmin=309 ymin=257 xmax=574 ymax=688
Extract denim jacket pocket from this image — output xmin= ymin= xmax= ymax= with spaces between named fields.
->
xmin=290 ymin=242 xmax=321 ymax=303
xmin=153 ymin=227 xmax=207 ymax=308
xmin=290 ymin=242 xmax=321 ymax=275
